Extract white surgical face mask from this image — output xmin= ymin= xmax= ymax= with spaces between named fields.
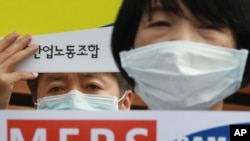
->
xmin=120 ymin=41 xmax=248 ymax=110
xmin=36 ymin=90 xmax=126 ymax=111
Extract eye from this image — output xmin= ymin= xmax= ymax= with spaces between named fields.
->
xmin=48 ymin=86 xmax=65 ymax=94
xmin=200 ymin=23 xmax=221 ymax=31
xmin=85 ymin=84 xmax=101 ymax=91
xmin=149 ymin=21 xmax=170 ymax=27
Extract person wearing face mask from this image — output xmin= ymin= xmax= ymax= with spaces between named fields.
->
xmin=111 ymin=0 xmax=250 ymax=110
xmin=27 ymin=72 xmax=132 ymax=110
xmin=0 ymin=33 xmax=133 ymax=110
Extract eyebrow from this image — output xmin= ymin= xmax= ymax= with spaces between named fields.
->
xmin=41 ymin=73 xmax=113 ymax=82
xmin=78 ymin=73 xmax=112 ymax=80
xmin=42 ymin=73 xmax=66 ymax=83
xmin=151 ymin=6 xmax=165 ymax=11
xmin=78 ymin=73 xmax=116 ymax=86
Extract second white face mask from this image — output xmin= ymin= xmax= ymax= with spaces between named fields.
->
xmin=36 ymin=90 xmax=126 ymax=111
xmin=120 ymin=41 xmax=248 ymax=110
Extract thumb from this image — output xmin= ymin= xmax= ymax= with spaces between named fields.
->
xmin=9 ymin=72 xmax=39 ymax=82
xmin=0 ymin=72 xmax=38 ymax=92
xmin=0 ymin=72 xmax=38 ymax=109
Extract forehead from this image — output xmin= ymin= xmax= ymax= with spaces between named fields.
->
xmin=145 ymin=0 xmax=183 ymax=13
xmin=143 ymin=0 xmax=231 ymax=27
xmin=39 ymin=73 xmax=116 ymax=82
xmin=143 ymin=0 xmax=187 ymax=20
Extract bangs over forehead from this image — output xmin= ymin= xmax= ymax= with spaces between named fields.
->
xmin=145 ymin=0 xmax=243 ymax=28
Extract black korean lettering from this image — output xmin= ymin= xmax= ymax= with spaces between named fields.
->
xmin=77 ymin=45 xmax=88 ymax=56
xmin=65 ymin=45 xmax=76 ymax=59
xmin=34 ymin=45 xmax=43 ymax=59
xmin=88 ymin=44 xmax=99 ymax=58
xmin=54 ymin=46 xmax=65 ymax=56
xmin=43 ymin=45 xmax=54 ymax=59
xmin=34 ymin=45 xmax=53 ymax=59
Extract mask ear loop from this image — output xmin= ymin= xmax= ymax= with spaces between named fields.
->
xmin=118 ymin=91 xmax=128 ymax=103
xmin=34 ymin=102 xmax=40 ymax=110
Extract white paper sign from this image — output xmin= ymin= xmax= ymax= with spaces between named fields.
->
xmin=15 ymin=26 xmax=119 ymax=72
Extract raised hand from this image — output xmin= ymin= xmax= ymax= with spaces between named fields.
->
xmin=0 ymin=32 xmax=38 ymax=109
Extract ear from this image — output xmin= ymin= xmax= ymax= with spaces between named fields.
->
xmin=119 ymin=90 xmax=133 ymax=110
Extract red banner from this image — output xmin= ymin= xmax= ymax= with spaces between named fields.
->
xmin=8 ymin=120 xmax=156 ymax=141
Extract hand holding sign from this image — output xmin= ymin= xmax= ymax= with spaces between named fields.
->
xmin=0 ymin=32 xmax=38 ymax=109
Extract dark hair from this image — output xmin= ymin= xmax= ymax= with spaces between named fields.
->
xmin=27 ymin=72 xmax=132 ymax=101
xmin=111 ymin=0 xmax=250 ymax=88
xmin=27 ymin=75 xmax=40 ymax=101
